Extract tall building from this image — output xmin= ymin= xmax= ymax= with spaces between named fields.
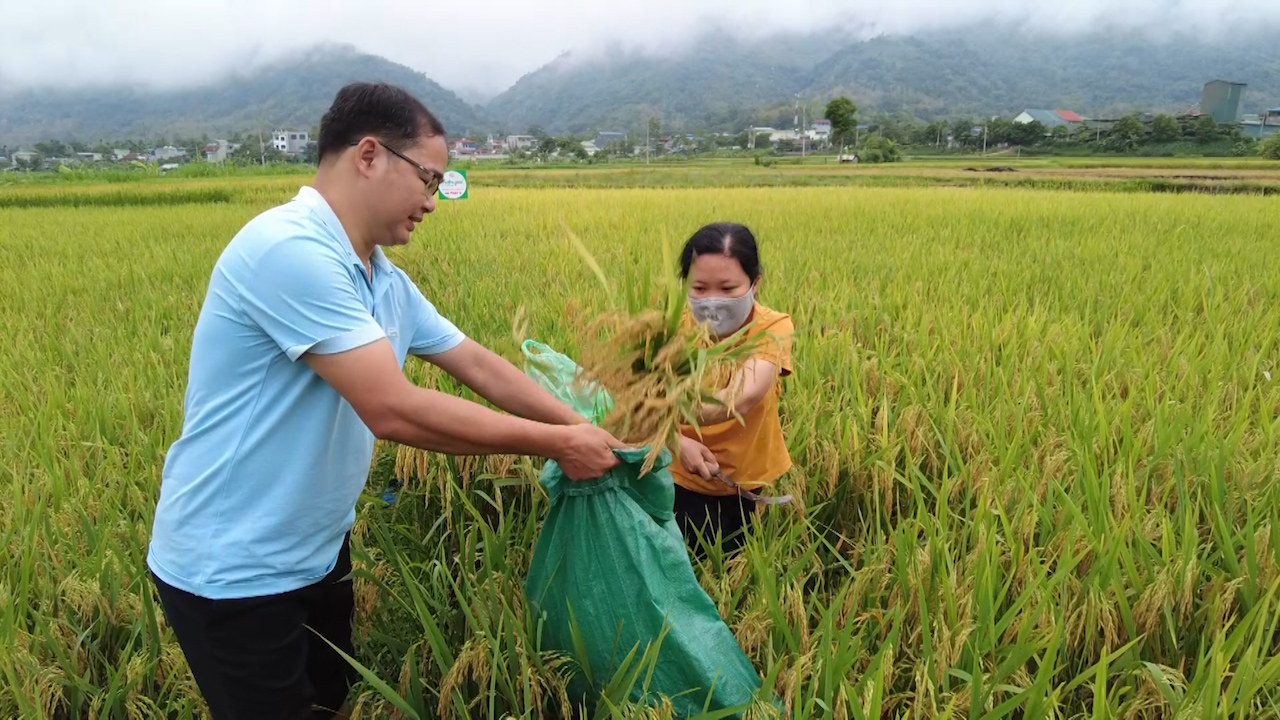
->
xmin=1201 ymin=80 xmax=1247 ymax=124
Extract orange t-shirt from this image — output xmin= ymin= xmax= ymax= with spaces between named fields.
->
xmin=670 ymin=302 xmax=794 ymax=496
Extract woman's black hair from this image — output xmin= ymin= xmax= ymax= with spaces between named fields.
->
xmin=678 ymin=222 xmax=762 ymax=283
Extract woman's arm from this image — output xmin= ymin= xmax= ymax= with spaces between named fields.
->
xmin=696 ymin=357 xmax=779 ymax=425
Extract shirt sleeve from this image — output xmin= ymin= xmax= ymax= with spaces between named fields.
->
xmin=238 ymin=238 xmax=386 ymax=362
xmin=753 ymin=315 xmax=794 ymax=376
xmin=407 ymin=282 xmax=466 ymax=356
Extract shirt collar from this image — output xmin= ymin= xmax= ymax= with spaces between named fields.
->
xmin=294 ymin=185 xmax=394 ymax=278
xmin=370 ymin=246 xmax=394 ymax=276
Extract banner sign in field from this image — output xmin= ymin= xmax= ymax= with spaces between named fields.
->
xmin=438 ymin=169 xmax=468 ymax=200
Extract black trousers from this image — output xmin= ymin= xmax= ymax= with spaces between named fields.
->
xmin=150 ymin=534 xmax=358 ymax=719
xmin=673 ymin=485 xmax=757 ymax=560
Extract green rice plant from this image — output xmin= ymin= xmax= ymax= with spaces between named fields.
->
xmin=2 ymin=171 xmax=1279 ymax=718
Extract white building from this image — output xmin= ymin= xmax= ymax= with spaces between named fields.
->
xmin=153 ymin=146 xmax=186 ymax=161
xmin=203 ymin=140 xmax=240 ymax=163
xmin=505 ymin=134 xmax=537 ymax=151
xmin=272 ymin=129 xmax=310 ymax=155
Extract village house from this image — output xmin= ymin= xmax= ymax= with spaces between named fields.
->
xmin=271 ymin=129 xmax=310 ymax=155
xmin=594 ymin=131 xmax=626 ymax=150
xmin=152 ymin=146 xmax=186 ymax=161
xmin=203 ymin=140 xmax=241 ymax=163
xmin=1013 ymin=109 xmax=1087 ymax=129
xmin=1241 ymin=107 xmax=1280 ymax=139
xmin=505 ymin=134 xmax=537 ymax=151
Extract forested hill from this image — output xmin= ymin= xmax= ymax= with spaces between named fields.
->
xmin=806 ymin=28 xmax=1280 ymax=121
xmin=3 ymin=28 xmax=1280 ymax=145
xmin=0 ymin=44 xmax=485 ymax=145
xmin=487 ymin=27 xmax=1280 ymax=134
xmin=483 ymin=29 xmax=853 ymax=136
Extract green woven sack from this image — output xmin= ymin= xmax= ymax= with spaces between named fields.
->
xmin=521 ymin=339 xmax=775 ymax=717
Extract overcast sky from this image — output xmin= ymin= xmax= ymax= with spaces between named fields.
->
xmin=4 ymin=0 xmax=1278 ymax=96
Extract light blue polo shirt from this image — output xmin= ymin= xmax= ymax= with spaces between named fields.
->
xmin=147 ymin=186 xmax=465 ymax=600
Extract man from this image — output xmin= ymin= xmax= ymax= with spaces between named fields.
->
xmin=146 ymin=81 xmax=624 ymax=719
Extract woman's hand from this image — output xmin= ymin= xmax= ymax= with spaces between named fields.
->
xmin=677 ymin=435 xmax=719 ymax=480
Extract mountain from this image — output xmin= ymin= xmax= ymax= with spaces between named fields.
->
xmin=806 ymin=28 xmax=1280 ymax=120
xmin=484 ymin=29 xmax=854 ymax=136
xmin=488 ymin=26 xmax=1280 ymax=135
xmin=452 ymin=85 xmax=501 ymax=107
xmin=5 ymin=27 xmax=1280 ymax=147
xmin=0 ymin=44 xmax=485 ymax=146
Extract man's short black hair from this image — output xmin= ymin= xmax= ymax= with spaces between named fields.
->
xmin=317 ymin=82 xmax=447 ymax=163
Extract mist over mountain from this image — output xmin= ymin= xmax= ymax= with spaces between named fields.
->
xmin=3 ymin=25 xmax=1279 ymax=146
xmin=487 ymin=25 xmax=1280 ymax=135
xmin=0 ymin=44 xmax=484 ymax=146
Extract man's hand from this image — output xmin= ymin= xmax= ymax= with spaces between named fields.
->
xmin=677 ymin=435 xmax=719 ymax=481
xmin=553 ymin=424 xmax=627 ymax=481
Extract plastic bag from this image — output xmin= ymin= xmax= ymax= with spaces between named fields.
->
xmin=521 ymin=339 xmax=773 ymax=717
xmin=522 ymin=339 xmax=614 ymax=426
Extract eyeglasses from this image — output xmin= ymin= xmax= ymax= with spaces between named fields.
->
xmin=354 ymin=139 xmax=443 ymax=196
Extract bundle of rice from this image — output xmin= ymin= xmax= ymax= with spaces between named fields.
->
xmin=563 ymin=223 xmax=762 ymax=474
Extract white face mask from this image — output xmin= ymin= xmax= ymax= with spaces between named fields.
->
xmin=689 ymin=287 xmax=755 ymax=337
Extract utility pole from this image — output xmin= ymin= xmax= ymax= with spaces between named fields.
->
xmin=800 ymin=95 xmax=808 ymax=157
xmin=256 ymin=111 xmax=269 ymax=166
xmin=793 ymin=94 xmax=809 ymax=157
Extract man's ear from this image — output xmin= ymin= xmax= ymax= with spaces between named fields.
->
xmin=352 ymin=137 xmax=380 ymax=179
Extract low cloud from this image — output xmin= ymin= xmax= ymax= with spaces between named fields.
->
xmin=4 ymin=0 xmax=1277 ymax=95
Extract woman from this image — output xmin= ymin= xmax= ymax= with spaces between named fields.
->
xmin=671 ymin=222 xmax=794 ymax=559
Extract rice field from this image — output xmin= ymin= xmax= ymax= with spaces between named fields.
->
xmin=2 ymin=170 xmax=1280 ymax=718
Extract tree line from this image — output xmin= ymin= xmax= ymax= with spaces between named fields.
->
xmin=7 ymin=99 xmax=1278 ymax=170
xmin=856 ymin=110 xmax=1270 ymax=157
